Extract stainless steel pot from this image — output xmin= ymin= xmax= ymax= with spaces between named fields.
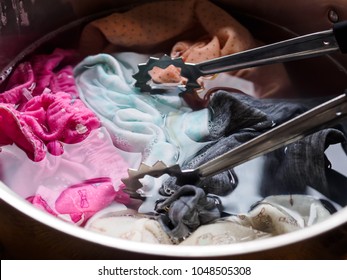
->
xmin=0 ymin=0 xmax=347 ymax=259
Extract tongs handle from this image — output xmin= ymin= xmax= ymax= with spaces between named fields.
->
xmin=197 ymin=93 xmax=347 ymax=178
xmin=195 ymin=21 xmax=347 ymax=76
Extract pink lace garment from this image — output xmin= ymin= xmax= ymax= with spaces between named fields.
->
xmin=0 ymin=48 xmax=100 ymax=161
xmin=0 ymin=127 xmax=131 ymax=225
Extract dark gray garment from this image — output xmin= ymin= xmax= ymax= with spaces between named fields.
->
xmin=155 ymin=185 xmax=221 ymax=241
xmin=260 ymin=128 xmax=346 ymax=203
xmin=157 ymin=91 xmax=347 ymax=239
xmin=161 ymin=90 xmax=310 ymax=196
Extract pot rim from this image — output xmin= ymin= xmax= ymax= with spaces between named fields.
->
xmin=1 ymin=5 xmax=347 ymax=258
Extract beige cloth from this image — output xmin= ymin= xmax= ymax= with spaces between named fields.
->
xmin=85 ymin=207 xmax=173 ymax=244
xmin=181 ymin=195 xmax=332 ymax=246
xmin=232 ymin=195 xmax=332 ymax=235
xmin=85 ymin=195 xmax=332 ymax=246
xmin=180 ymin=221 xmax=271 ymax=246
xmin=79 ymin=0 xmax=293 ymax=98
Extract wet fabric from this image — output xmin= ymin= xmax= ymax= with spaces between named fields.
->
xmin=156 ymin=92 xmax=347 ymax=236
xmin=163 ymin=91 xmax=347 ymax=203
xmin=78 ymin=0 xmax=292 ymax=99
xmin=230 ymin=195 xmax=334 ymax=234
xmin=1 ymin=0 xmax=346 ymax=246
xmin=161 ymin=90 xmax=311 ymax=196
xmin=180 ymin=195 xmax=333 ymax=245
xmin=0 ymin=127 xmax=130 ymax=225
xmin=85 ymin=206 xmax=173 ymax=244
xmin=74 ymin=52 xmax=210 ymax=166
xmin=155 ymin=185 xmax=222 ymax=241
xmin=28 ymin=177 xmax=123 ymax=226
xmin=80 ymin=0 xmax=253 ymax=56
xmin=0 ymin=49 xmax=80 ymax=104
xmin=260 ymin=128 xmax=346 ymax=200
xmin=0 ymin=49 xmax=100 ymax=161
xmin=180 ymin=220 xmax=271 ymax=245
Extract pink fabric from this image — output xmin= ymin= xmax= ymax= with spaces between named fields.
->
xmin=28 ymin=178 xmax=129 ymax=225
xmin=0 ymin=103 xmax=46 ymax=161
xmin=0 ymin=50 xmax=128 ymax=225
xmin=0 ymin=91 xmax=100 ymax=161
xmin=0 ymin=62 xmax=35 ymax=104
xmin=0 ymin=49 xmax=100 ymax=161
xmin=21 ymin=91 xmax=100 ymax=144
xmin=28 ymin=49 xmax=80 ymax=97
xmin=27 ymin=195 xmax=58 ymax=217
xmin=1 ymin=127 xmax=131 ymax=225
xmin=0 ymin=49 xmax=79 ymax=105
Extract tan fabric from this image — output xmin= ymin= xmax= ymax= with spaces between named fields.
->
xmin=180 ymin=221 xmax=271 ymax=245
xmin=85 ymin=208 xmax=173 ymax=244
xmin=180 ymin=195 xmax=332 ymax=246
xmin=79 ymin=0 xmax=254 ymax=55
xmin=79 ymin=0 xmax=293 ymax=98
xmin=229 ymin=195 xmax=332 ymax=235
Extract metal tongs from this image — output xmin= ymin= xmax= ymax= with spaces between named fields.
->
xmin=122 ymin=93 xmax=347 ymax=197
xmin=133 ymin=21 xmax=347 ymax=93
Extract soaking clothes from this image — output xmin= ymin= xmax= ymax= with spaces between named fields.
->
xmin=85 ymin=206 xmax=173 ymax=244
xmin=157 ymin=91 xmax=347 ymax=233
xmin=155 ymin=185 xmax=222 ymax=241
xmin=79 ymin=0 xmax=292 ymax=98
xmin=180 ymin=195 xmax=334 ymax=245
xmin=74 ymin=52 xmax=211 ymax=167
xmin=164 ymin=92 xmax=346 ymax=203
xmin=0 ymin=48 xmax=80 ymax=104
xmin=0 ymin=48 xmax=100 ymax=161
xmin=161 ymin=90 xmax=311 ymax=197
xmin=260 ymin=128 xmax=347 ymax=203
xmin=0 ymin=127 xmax=130 ymax=225
xmin=0 ymin=91 xmax=100 ymax=161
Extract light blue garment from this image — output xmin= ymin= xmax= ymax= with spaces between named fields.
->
xmin=74 ymin=52 xmax=212 ymax=167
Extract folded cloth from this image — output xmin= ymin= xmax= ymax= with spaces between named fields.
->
xmin=79 ymin=0 xmax=292 ymax=99
xmin=180 ymin=194 xmax=333 ymax=245
xmin=0 ymin=49 xmax=100 ymax=161
xmin=0 ymin=127 xmax=131 ymax=225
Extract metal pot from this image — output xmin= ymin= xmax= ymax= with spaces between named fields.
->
xmin=0 ymin=0 xmax=347 ymax=259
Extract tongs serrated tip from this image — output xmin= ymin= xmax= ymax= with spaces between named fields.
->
xmin=132 ymin=22 xmax=347 ymax=94
xmin=132 ymin=55 xmax=201 ymax=92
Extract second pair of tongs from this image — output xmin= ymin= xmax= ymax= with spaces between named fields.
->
xmin=122 ymin=93 xmax=347 ymax=196
xmin=133 ymin=21 xmax=347 ymax=93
